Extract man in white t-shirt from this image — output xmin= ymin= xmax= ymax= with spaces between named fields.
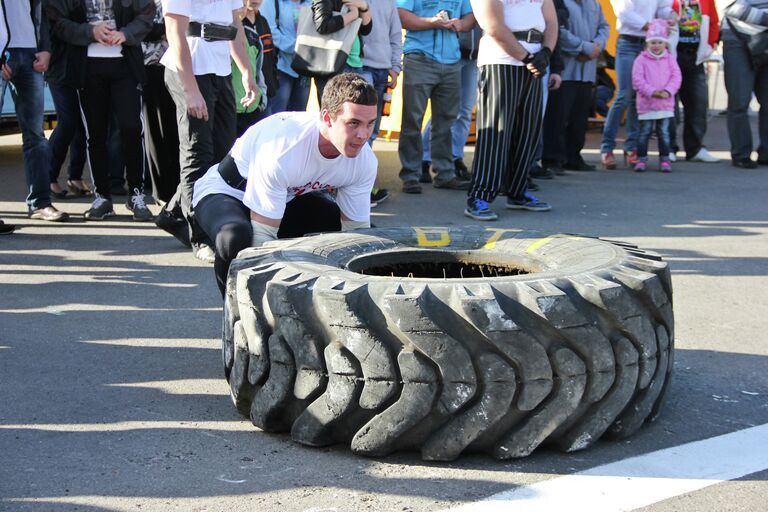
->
xmin=155 ymin=0 xmax=258 ymax=262
xmin=192 ymin=73 xmax=379 ymax=296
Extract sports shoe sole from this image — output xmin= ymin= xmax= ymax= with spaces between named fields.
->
xmin=464 ymin=208 xmax=498 ymax=221
xmin=84 ymin=210 xmax=116 ymax=221
xmin=505 ymin=203 xmax=552 ymax=212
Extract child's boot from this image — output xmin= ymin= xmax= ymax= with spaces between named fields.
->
xmin=660 ymin=158 xmax=671 ymax=173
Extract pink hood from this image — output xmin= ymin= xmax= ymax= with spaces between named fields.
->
xmin=632 ymin=49 xmax=682 ymax=115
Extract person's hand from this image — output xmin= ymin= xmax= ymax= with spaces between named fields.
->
xmin=667 ymin=13 xmax=678 ymax=27
xmin=109 ymin=31 xmax=126 ymax=45
xmin=590 ymin=42 xmax=602 ymax=60
xmin=240 ymin=74 xmax=259 ymax=108
xmin=660 ymin=90 xmax=671 ymax=99
xmin=92 ymin=21 xmax=114 ymax=44
xmin=344 ymin=5 xmax=359 ymax=21
xmin=1 ymin=62 xmax=11 ymax=81
xmin=32 ymin=51 xmax=51 ymax=73
xmin=526 ymin=47 xmax=551 ymax=77
xmin=576 ymin=53 xmax=590 ymax=62
xmin=430 ymin=15 xmax=453 ymax=30
xmin=387 ymin=69 xmax=398 ymax=89
xmin=549 ymin=73 xmax=562 ymax=90
xmin=185 ymin=88 xmax=208 ymax=121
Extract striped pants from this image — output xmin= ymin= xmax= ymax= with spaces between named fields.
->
xmin=468 ymin=64 xmax=543 ymax=203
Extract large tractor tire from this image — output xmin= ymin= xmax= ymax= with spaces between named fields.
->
xmin=222 ymin=226 xmax=673 ymax=461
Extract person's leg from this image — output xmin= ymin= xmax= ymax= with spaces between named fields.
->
xmin=195 ymin=194 xmax=253 ymax=297
xmin=212 ymin=75 xmax=237 ymax=164
xmin=542 ymin=81 xmax=567 ymax=167
xmin=144 ymin=64 xmax=180 ymax=203
xmin=78 ymin=59 xmax=114 ymax=200
xmin=48 ymin=83 xmax=79 ymax=184
xmin=468 ymin=65 xmax=519 ymax=203
xmin=109 ymin=61 xmax=145 ymax=195
xmin=398 ymin=54 xmax=435 ymax=183
xmin=723 ymin=38 xmax=756 ymax=161
xmin=657 ymin=118 xmax=672 ymax=156
xmin=430 ymin=62 xmax=461 ymax=184
xmin=678 ymin=48 xmax=708 ymax=159
xmin=452 ymin=57 xmax=478 ymax=161
xmin=421 ymin=119 xmax=432 ymax=163
xmin=362 ymin=67 xmax=389 ymax=143
xmin=601 ymin=38 xmax=642 ymax=154
xmin=278 ymin=191 xmax=341 ymax=238
xmin=269 ymin=71 xmax=293 ymax=114
xmin=507 ymin=69 xmax=544 ymax=200
xmin=754 ymin=62 xmax=768 ymax=161
xmin=7 ymin=49 xmax=52 ymax=210
xmin=636 ymin=120 xmax=653 ymax=161
xmin=287 ymin=75 xmax=311 ymax=112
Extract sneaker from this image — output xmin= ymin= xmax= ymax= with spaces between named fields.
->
xmin=433 ymin=177 xmax=471 ymax=190
xmin=660 ymin=160 xmax=672 ymax=173
xmin=370 ymin=187 xmax=389 ymax=207
xmin=601 ymin=151 xmax=617 ymax=169
xmin=506 ymin=192 xmax=552 ymax=212
xmin=193 ymin=242 xmax=216 ymax=263
xmin=0 ymin=220 xmax=16 ymax=235
xmin=126 ymin=188 xmax=153 ymax=221
xmin=732 ymin=158 xmax=757 ymax=169
xmin=690 ymin=148 xmax=720 ymax=163
xmin=624 ymin=150 xmax=639 ymax=167
xmin=454 ymin=158 xmax=471 ymax=180
xmin=155 ymin=208 xmax=191 ymax=247
xmin=634 ymin=161 xmax=647 ymax=173
xmin=29 ymin=205 xmax=69 ymax=222
xmin=84 ymin=194 xmax=116 ymax=220
xmin=668 ymin=152 xmax=677 ymax=162
xmin=464 ymin=197 xmax=498 ymax=221
xmin=419 ymin=160 xmax=432 ymax=183
xmin=402 ymin=180 xmax=422 ymax=194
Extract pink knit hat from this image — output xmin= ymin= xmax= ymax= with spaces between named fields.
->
xmin=646 ymin=19 xmax=669 ymax=43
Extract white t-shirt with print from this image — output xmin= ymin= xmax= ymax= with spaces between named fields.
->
xmin=477 ymin=0 xmax=545 ymax=67
xmin=192 ymin=112 xmax=377 ymax=223
xmin=160 ymin=0 xmax=242 ymax=76
xmin=85 ymin=0 xmax=122 ymax=58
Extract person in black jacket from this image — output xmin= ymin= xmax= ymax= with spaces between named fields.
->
xmin=46 ymin=0 xmax=155 ymax=221
xmin=310 ymin=0 xmax=372 ymax=102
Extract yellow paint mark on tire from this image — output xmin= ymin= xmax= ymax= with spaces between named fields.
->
xmin=525 ymin=234 xmax=582 ymax=253
xmin=414 ymin=227 xmax=451 ymax=247
xmin=483 ymin=228 xmax=520 ymax=249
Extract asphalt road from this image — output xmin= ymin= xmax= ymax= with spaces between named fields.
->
xmin=1 ymin=115 xmax=767 ymax=512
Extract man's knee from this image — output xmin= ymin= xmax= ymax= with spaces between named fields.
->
xmin=216 ymin=222 xmax=252 ymax=261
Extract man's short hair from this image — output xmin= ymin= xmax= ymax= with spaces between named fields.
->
xmin=321 ymin=73 xmax=378 ymax=118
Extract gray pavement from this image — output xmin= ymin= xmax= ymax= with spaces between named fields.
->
xmin=1 ymin=113 xmax=767 ymax=512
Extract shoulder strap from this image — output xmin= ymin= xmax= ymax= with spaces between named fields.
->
xmin=275 ymin=0 xmax=280 ymax=31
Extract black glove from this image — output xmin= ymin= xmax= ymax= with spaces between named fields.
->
xmin=529 ymin=47 xmax=552 ymax=76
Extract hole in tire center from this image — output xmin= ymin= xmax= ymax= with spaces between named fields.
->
xmin=346 ymin=250 xmax=543 ymax=278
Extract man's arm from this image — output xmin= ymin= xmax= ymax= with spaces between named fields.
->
xmin=388 ymin=1 xmax=403 ymax=86
xmin=230 ymin=10 xmax=258 ymax=109
xmin=469 ymin=0 xmax=527 ymax=61
xmin=250 ymin=212 xmax=280 ymax=246
xmin=164 ymin=13 xmax=208 ymax=120
xmin=725 ymin=0 xmax=768 ymax=28
xmin=542 ymin=0 xmax=557 ymax=53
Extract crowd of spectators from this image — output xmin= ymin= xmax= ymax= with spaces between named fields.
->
xmin=1 ymin=0 xmax=766 ymax=240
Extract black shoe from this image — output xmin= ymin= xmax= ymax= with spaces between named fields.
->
xmin=29 ymin=205 xmax=69 ymax=222
xmin=529 ymin=163 xmax=554 ymax=180
xmin=433 ymin=177 xmax=471 ymax=190
xmin=563 ymin=160 xmax=596 ymax=171
xmin=370 ymin=188 xmax=389 ymax=207
xmin=454 ymin=158 xmax=471 ymax=180
xmin=757 ymin=159 xmax=768 ymax=165
xmin=155 ymin=208 xmax=191 ymax=247
xmin=419 ymin=160 xmax=432 ymax=183
xmin=0 ymin=219 xmax=16 ymax=235
xmin=732 ymin=158 xmax=758 ymax=169
xmin=527 ymin=179 xmax=540 ymax=192
xmin=402 ymin=180 xmax=422 ymax=194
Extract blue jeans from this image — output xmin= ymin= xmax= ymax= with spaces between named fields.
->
xmin=268 ymin=71 xmax=311 ymax=114
xmin=358 ymin=66 xmax=390 ymax=143
xmin=422 ymin=57 xmax=478 ymax=161
xmin=637 ymin=118 xmax=671 ymax=161
xmin=601 ymin=37 xmax=644 ymax=154
xmin=0 ymin=48 xmax=51 ymax=209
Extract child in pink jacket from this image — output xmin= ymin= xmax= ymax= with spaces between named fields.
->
xmin=632 ymin=19 xmax=682 ymax=172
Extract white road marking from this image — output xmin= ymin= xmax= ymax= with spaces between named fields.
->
xmin=444 ymin=423 xmax=768 ymax=512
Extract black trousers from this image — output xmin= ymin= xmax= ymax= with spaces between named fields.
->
xmin=164 ymin=70 xmax=236 ymax=244
xmin=48 ymin=82 xmax=87 ymax=182
xmin=195 ymin=191 xmax=342 ymax=297
xmin=78 ymin=57 xmax=144 ymax=198
xmin=143 ymin=64 xmax=180 ymax=203
xmin=669 ymin=45 xmax=709 ymax=159
xmin=468 ymin=64 xmax=543 ymax=203
xmin=542 ymin=81 xmax=593 ymax=166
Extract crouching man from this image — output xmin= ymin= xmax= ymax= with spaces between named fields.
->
xmin=192 ymin=73 xmax=379 ymax=296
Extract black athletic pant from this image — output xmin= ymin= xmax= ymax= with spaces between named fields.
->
xmin=542 ymin=81 xmax=593 ymax=167
xmin=468 ymin=64 xmax=543 ymax=203
xmin=164 ymin=70 xmax=236 ymax=245
xmin=195 ymin=191 xmax=342 ymax=297
xmin=143 ymin=64 xmax=180 ymax=203
xmin=78 ymin=57 xmax=144 ymax=199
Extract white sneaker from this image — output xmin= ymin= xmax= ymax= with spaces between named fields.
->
xmin=668 ymin=152 xmax=677 ymax=162
xmin=690 ymin=148 xmax=720 ymax=163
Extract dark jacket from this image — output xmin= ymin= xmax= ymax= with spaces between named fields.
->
xmin=311 ymin=0 xmax=372 ymax=57
xmin=45 ymin=0 xmax=155 ymax=88
xmin=246 ymin=12 xmax=278 ymax=98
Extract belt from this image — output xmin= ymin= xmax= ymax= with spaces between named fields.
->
xmin=619 ymin=34 xmax=646 ymax=44
xmin=513 ymin=30 xmax=544 ymax=44
xmin=187 ymin=21 xmax=237 ymax=42
xmin=218 ymin=153 xmax=246 ymax=192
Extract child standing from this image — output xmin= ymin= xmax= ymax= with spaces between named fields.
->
xmin=631 ymin=19 xmax=682 ymax=173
